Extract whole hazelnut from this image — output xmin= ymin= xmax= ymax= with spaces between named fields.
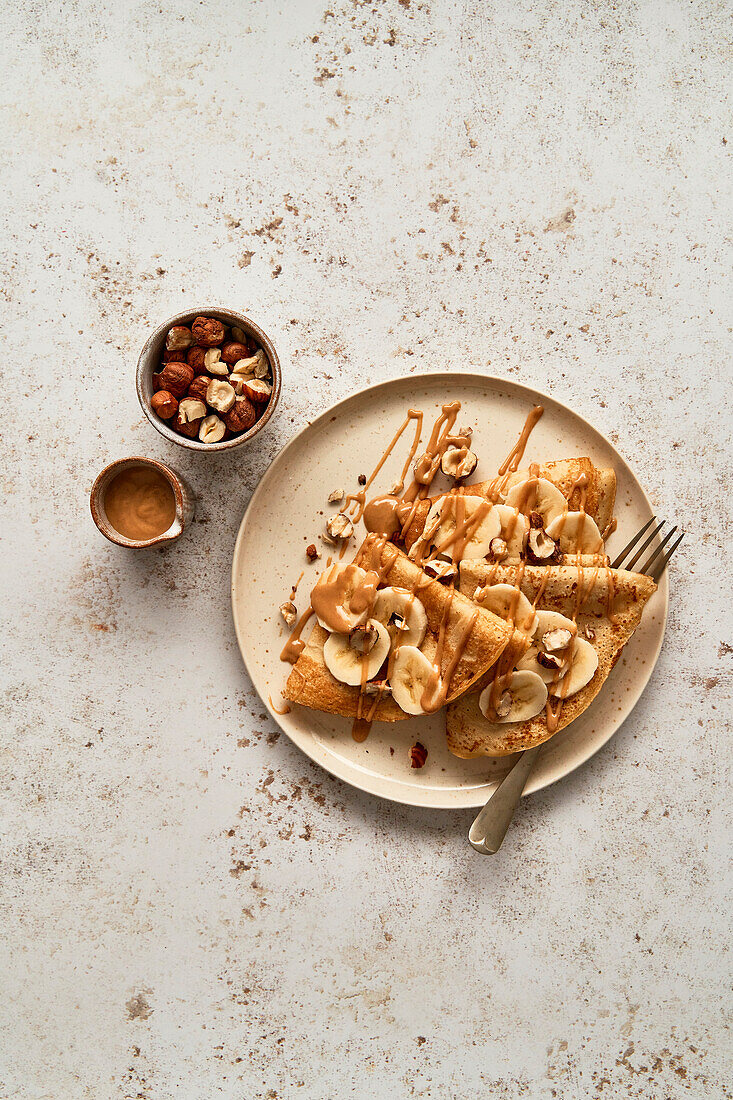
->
xmin=156 ymin=361 xmax=194 ymax=398
xmin=150 ymin=390 xmax=178 ymax=419
xmin=221 ymin=341 xmax=250 ymax=365
xmin=186 ymin=346 xmax=208 ymax=375
xmin=192 ymin=316 xmax=225 ymax=347
xmin=162 ymin=349 xmax=187 ymax=363
xmin=187 ymin=375 xmax=212 ymax=403
xmin=166 ymin=325 xmax=194 ymax=351
xmin=224 ymin=397 xmax=257 ymax=433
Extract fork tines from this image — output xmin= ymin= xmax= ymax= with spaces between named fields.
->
xmin=611 ymin=516 xmax=684 ymax=581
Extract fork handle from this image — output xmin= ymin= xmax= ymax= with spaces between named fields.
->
xmin=469 ymin=745 xmax=541 ymax=854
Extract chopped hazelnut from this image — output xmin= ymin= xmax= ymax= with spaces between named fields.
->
xmin=423 ymin=558 xmax=457 ymax=583
xmin=280 ymin=601 xmax=297 ymax=627
xmin=165 ymin=325 xmax=194 ymax=351
xmin=409 ymin=742 xmax=428 ymax=768
xmin=441 ymin=445 xmax=478 ymax=480
xmin=198 ymin=415 xmax=226 ymax=443
xmin=178 ymin=397 xmax=207 ymax=424
xmin=326 ymin=513 xmax=353 ymax=540
xmin=206 ymin=379 xmax=236 ymax=413
xmin=542 ymin=627 xmax=574 ymax=652
xmin=328 ymin=489 xmax=345 ymax=504
xmin=162 ymin=349 xmax=187 ymax=363
xmin=306 ymin=544 xmax=320 ymax=562
xmin=537 ymin=651 xmax=564 ymax=671
xmin=489 ymin=536 xmax=509 ymax=561
xmin=204 ymin=348 xmax=228 ymax=376
xmin=242 ymin=378 xmax=271 ymax=403
xmin=527 ymin=527 xmax=557 ymax=562
xmin=358 ymin=474 xmax=367 ymax=486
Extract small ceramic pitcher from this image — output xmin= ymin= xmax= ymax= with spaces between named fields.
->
xmin=90 ymin=456 xmax=195 ymax=548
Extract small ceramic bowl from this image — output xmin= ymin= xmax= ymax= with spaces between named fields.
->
xmin=90 ymin=456 xmax=195 ymax=548
xmin=136 ymin=307 xmax=281 ymax=453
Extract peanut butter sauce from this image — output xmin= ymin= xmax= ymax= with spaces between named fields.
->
xmin=310 ymin=563 xmax=379 ymax=634
xmin=103 ymin=465 xmax=176 ymax=542
xmin=280 ymin=606 xmax=315 ymax=664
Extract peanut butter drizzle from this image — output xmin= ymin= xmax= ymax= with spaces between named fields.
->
xmin=419 ymin=591 xmax=479 ymax=714
xmin=347 ymin=409 xmax=424 ymax=525
xmin=421 ymin=495 xmax=493 ymax=567
xmin=397 ymin=402 xmax=467 ymax=537
xmin=352 ymin=717 xmax=372 ymax=742
xmin=485 ymin=407 xmax=545 ymax=503
xmin=310 ymin=562 xmax=379 ymax=633
xmin=280 ymin=606 xmax=315 ymax=664
xmin=269 ymin=694 xmax=291 ymax=715
xmin=289 ymin=571 xmax=304 ymax=602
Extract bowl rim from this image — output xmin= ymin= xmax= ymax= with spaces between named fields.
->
xmin=136 ymin=306 xmax=281 ymax=453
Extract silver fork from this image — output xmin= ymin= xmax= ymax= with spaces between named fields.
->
xmin=468 ymin=517 xmax=684 ymax=855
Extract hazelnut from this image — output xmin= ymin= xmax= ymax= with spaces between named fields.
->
xmin=328 ymin=489 xmax=345 ymax=504
xmin=280 ymin=601 xmax=297 ymax=627
xmin=204 ymin=348 xmax=229 ymax=376
xmin=156 ymin=361 xmax=194 ymax=398
xmin=252 ymin=349 xmax=270 ymax=379
xmin=230 ymin=374 xmax=251 ymax=395
xmin=221 ymin=341 xmax=250 ymax=365
xmin=165 ymin=326 xmax=194 ymax=351
xmin=409 ymin=742 xmax=428 ymax=769
xmin=537 ymin=651 xmax=564 ymax=671
xmin=223 ymin=397 xmax=257 ymax=433
xmin=495 ymin=691 xmax=513 ymax=718
xmin=527 ymin=527 xmax=556 ymax=561
xmin=187 ymin=346 xmax=208 ymax=375
xmin=231 ymin=326 xmax=249 ymax=345
xmin=325 ymin=513 xmax=354 ymax=540
xmin=358 ymin=474 xmax=367 ymax=486
xmin=364 ymin=680 xmax=391 ymax=697
xmin=529 ymin=511 xmax=544 ymax=530
xmin=423 ymin=558 xmax=457 ymax=583
xmin=198 ymin=414 xmax=226 ymax=443
xmin=306 ymin=543 xmax=320 ymax=561
xmin=192 ymin=316 xmax=225 ymax=347
xmin=178 ymin=397 xmax=207 ymax=423
xmin=150 ymin=390 xmax=178 ymax=419
xmin=242 ymin=378 xmax=271 ymax=403
xmin=542 ymin=627 xmax=574 ymax=652
xmin=187 ymin=376 xmax=211 ymax=403
xmin=349 ymin=624 xmax=379 ymax=655
xmin=489 ymin=536 xmax=509 ymax=561
xmin=162 ymin=349 xmax=187 ymax=363
xmin=441 ymin=445 xmax=478 ymax=480
xmin=172 ymin=410 xmax=200 ymax=438
xmin=206 ymin=379 xmax=236 ymax=413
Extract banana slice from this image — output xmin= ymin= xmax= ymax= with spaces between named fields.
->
xmin=372 ymin=587 xmax=428 ymax=648
xmin=479 ymin=670 xmax=548 ymax=724
xmin=312 ymin=563 xmax=373 ymax=633
xmin=423 ymin=495 xmax=500 ymax=559
xmin=534 ymin=609 xmax=577 ymax=644
xmin=504 ymin=477 xmax=567 ymax=525
xmin=546 ymin=512 xmax=604 ymax=554
xmin=390 ymin=645 xmax=437 ymax=715
xmin=323 ymin=618 xmax=391 ymax=686
xmin=492 ymin=504 xmax=529 ymax=558
xmin=475 ymin=583 xmax=538 ymax=636
xmin=549 ymin=637 xmax=598 ymax=697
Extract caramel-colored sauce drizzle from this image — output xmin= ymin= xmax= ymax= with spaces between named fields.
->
xmin=280 ymin=605 xmax=315 ymax=664
xmin=269 ymin=693 xmax=291 ymax=715
xmin=485 ymin=407 xmax=545 ymax=503
xmin=347 ymin=409 xmax=424 ymax=525
xmin=420 ymin=589 xmax=479 ymax=714
xmin=310 ymin=562 xmax=379 ymax=633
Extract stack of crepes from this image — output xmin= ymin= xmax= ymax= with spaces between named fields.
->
xmin=283 ymin=454 xmax=656 ymax=756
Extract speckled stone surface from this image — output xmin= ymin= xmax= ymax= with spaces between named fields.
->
xmin=1 ymin=1 xmax=731 ymax=1097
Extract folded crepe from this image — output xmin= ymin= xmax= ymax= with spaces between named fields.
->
xmin=402 ymin=457 xmax=616 ymax=559
xmin=283 ymin=536 xmax=513 ymax=722
xmin=445 ymin=561 xmax=656 ymax=757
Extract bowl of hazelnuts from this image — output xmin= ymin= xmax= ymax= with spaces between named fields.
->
xmin=136 ymin=308 xmax=281 ymax=452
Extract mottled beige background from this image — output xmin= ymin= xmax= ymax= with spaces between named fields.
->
xmin=1 ymin=1 xmax=731 ymax=1097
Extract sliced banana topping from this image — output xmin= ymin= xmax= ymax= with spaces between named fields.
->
xmin=474 ymin=583 xmax=538 ymax=636
xmin=549 ymin=636 xmax=598 ymax=697
xmin=312 ymin=563 xmax=374 ymax=633
xmin=479 ymin=671 xmax=548 ymax=724
xmin=390 ymin=645 xmax=436 ymax=715
xmin=493 ymin=504 xmax=530 ymax=559
xmin=422 ymin=495 xmax=500 ymax=560
xmin=516 ymin=610 xmax=577 ymax=683
xmin=323 ymin=618 xmax=391 ymax=686
xmin=504 ymin=477 xmax=567 ymax=525
xmin=372 ymin=587 xmax=428 ymax=649
xmin=546 ymin=512 xmax=604 ymax=554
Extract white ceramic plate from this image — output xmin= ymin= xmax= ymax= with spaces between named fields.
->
xmin=231 ymin=373 xmax=668 ymax=808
